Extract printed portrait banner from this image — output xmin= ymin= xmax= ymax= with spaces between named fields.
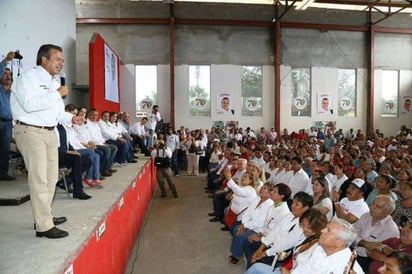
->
xmin=104 ymin=44 xmax=119 ymax=103
xmin=401 ymin=96 xmax=412 ymax=114
xmin=217 ymin=92 xmax=234 ymax=115
xmin=318 ymin=93 xmax=333 ymax=114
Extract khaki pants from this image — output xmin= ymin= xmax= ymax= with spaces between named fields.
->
xmin=15 ymin=124 xmax=58 ymax=232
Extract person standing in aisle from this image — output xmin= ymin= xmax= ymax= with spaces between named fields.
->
xmin=146 ymin=105 xmax=161 ymax=149
xmin=151 ymin=140 xmax=178 ymax=198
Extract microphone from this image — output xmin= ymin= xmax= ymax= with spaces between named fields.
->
xmin=60 ymin=72 xmax=66 ymax=86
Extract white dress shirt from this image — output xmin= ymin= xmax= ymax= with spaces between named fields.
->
xmin=262 ymin=213 xmax=306 ymax=257
xmin=166 ymin=133 xmax=180 ymax=151
xmin=129 ymin=122 xmax=146 ymax=136
xmin=261 ymin=202 xmax=291 ymax=236
xmin=63 ymin=124 xmax=86 ymax=150
xmin=98 ymin=120 xmax=120 ymax=141
xmin=85 ymin=119 xmax=106 ymax=146
xmin=287 ymin=168 xmax=312 ymax=196
xmin=292 ymin=244 xmax=364 ymax=274
xmin=226 ymin=179 xmax=258 ymax=219
xmin=147 ymin=112 xmax=161 ymax=130
xmin=353 ymin=213 xmax=400 ymax=257
xmin=11 ymin=66 xmax=72 ymax=127
xmin=241 ymin=198 xmax=274 ymax=233
xmin=73 ymin=123 xmax=92 ymax=144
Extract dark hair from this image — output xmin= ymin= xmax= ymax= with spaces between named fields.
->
xmin=109 ymin=111 xmax=118 ymax=119
xmin=300 ymin=208 xmax=328 ymax=237
xmin=101 ymin=110 xmax=109 ymax=117
xmin=293 ymin=191 xmax=314 ymax=208
xmin=36 ymin=44 xmax=62 ymax=66
xmin=274 ymin=183 xmax=291 ymax=201
xmin=77 ymin=106 xmax=87 ymax=113
xmin=379 ymin=174 xmax=395 ymax=188
xmin=387 ymin=252 xmax=412 ymax=274
xmin=64 ymin=104 xmax=77 ymax=112
xmin=291 ymin=156 xmax=303 ymax=165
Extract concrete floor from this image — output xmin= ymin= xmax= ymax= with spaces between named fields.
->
xmin=127 ymin=174 xmax=246 ymax=274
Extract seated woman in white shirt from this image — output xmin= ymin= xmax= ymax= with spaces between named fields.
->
xmin=222 ymin=169 xmax=258 ymax=228
xmin=246 ymin=208 xmax=328 ymax=274
xmin=110 ymin=112 xmax=136 ymax=163
xmin=228 ymin=183 xmax=274 ymax=265
xmin=270 ymin=159 xmax=286 ymax=185
xmin=312 ymin=177 xmax=333 ymax=221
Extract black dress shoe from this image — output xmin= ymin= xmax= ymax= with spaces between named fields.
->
xmin=53 ymin=217 xmax=67 ymax=226
xmin=208 ymin=212 xmax=216 ymax=216
xmin=36 ymin=227 xmax=69 ymax=239
xmin=173 ymin=193 xmax=178 ymax=198
xmin=128 ymin=159 xmax=138 ymax=163
xmin=0 ymin=174 xmax=16 ymax=181
xmin=160 ymin=193 xmax=167 ymax=198
xmin=209 ymin=216 xmax=221 ymax=222
xmin=34 ymin=216 xmax=67 ymax=230
xmin=221 ymin=226 xmax=230 ymax=231
xmin=73 ymin=191 xmax=92 ymax=200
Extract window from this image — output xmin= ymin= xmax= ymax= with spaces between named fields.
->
xmin=189 ymin=65 xmax=211 ymax=116
xmin=291 ymin=67 xmax=311 ymax=117
xmin=241 ymin=66 xmax=263 ymax=116
xmin=135 ymin=65 xmax=157 ymax=117
xmin=381 ymin=70 xmax=398 ymax=117
xmin=338 ymin=69 xmax=356 ymax=117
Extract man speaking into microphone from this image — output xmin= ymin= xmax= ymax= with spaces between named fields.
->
xmin=11 ymin=44 xmax=82 ymax=239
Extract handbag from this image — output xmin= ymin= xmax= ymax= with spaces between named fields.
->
xmin=224 ymin=207 xmax=248 ymax=229
xmin=154 ymin=149 xmax=170 ymax=168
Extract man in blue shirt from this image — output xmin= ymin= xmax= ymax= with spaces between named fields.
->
xmin=0 ymin=51 xmax=16 ymax=181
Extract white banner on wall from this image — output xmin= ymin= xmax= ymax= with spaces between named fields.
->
xmin=104 ymin=44 xmax=119 ymax=103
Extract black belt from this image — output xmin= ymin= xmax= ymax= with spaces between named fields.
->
xmin=16 ymin=120 xmax=55 ymax=131
xmin=0 ymin=118 xmax=12 ymax=122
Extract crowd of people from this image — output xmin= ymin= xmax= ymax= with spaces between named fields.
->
xmin=193 ymin=124 xmax=412 ymax=274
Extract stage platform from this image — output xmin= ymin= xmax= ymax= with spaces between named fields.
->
xmin=0 ymin=157 xmax=155 ymax=274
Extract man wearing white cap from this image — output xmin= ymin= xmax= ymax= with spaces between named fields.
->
xmin=332 ymin=178 xmax=369 ymax=224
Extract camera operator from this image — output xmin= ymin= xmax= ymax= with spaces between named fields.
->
xmin=0 ymin=51 xmax=16 ymax=181
xmin=151 ymin=140 xmax=178 ymax=198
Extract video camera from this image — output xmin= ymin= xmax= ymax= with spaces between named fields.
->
xmin=14 ymin=50 xmax=23 ymax=60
